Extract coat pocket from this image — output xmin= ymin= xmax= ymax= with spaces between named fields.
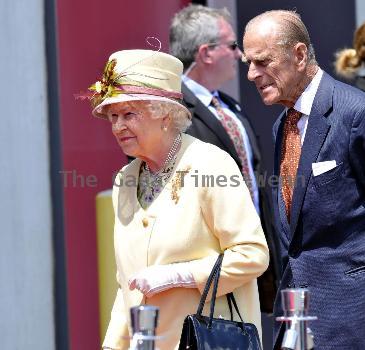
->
xmin=312 ymin=162 xmax=344 ymax=187
xmin=345 ymin=265 xmax=365 ymax=277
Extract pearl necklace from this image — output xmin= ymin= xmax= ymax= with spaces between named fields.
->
xmin=145 ymin=133 xmax=182 ymax=175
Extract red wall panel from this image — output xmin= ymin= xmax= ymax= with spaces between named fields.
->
xmin=56 ymin=1 xmax=190 ymax=349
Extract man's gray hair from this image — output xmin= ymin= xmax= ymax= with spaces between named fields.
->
xmin=245 ymin=10 xmax=317 ymax=64
xmin=169 ymin=4 xmax=231 ymax=70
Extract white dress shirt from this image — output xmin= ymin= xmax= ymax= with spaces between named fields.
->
xmin=291 ymin=68 xmax=324 ymax=145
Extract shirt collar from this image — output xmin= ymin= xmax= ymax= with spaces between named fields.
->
xmin=182 ymin=75 xmax=215 ymax=107
xmin=293 ymin=68 xmax=323 ymax=116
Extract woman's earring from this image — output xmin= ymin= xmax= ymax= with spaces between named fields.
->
xmin=162 ymin=126 xmax=168 ymax=132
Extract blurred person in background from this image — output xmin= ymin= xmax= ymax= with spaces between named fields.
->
xmin=82 ymin=48 xmax=269 ymax=350
xmin=170 ymin=4 xmax=280 ymax=313
xmin=335 ymin=22 xmax=365 ymax=91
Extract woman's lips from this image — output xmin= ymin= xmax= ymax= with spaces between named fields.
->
xmin=119 ymin=136 xmax=135 ymax=143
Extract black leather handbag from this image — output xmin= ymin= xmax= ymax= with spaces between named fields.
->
xmin=178 ymin=254 xmax=262 ymax=350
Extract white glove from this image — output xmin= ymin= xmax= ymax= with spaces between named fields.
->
xmin=128 ymin=262 xmax=196 ymax=298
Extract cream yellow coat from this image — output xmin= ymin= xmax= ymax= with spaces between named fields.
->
xmin=102 ymin=134 xmax=269 ymax=350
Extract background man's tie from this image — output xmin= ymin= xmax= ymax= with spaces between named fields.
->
xmin=211 ymin=96 xmax=254 ymax=200
xmin=280 ymin=108 xmax=302 ymax=221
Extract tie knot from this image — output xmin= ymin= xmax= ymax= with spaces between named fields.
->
xmin=211 ymin=96 xmax=221 ymax=108
xmin=287 ymin=108 xmax=302 ymax=124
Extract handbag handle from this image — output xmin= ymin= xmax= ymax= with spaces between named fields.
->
xmin=196 ymin=254 xmax=246 ymax=328
xmin=226 ymin=292 xmax=244 ymax=324
xmin=196 ymin=254 xmax=223 ymax=316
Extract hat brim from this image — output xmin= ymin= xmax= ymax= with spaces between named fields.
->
xmin=92 ymin=93 xmax=191 ymax=120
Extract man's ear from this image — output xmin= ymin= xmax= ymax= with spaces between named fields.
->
xmin=294 ymin=42 xmax=308 ymax=71
xmin=197 ymin=44 xmax=214 ymax=64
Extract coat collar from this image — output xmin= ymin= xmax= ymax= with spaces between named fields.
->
xmin=116 ymin=134 xmax=196 ymax=219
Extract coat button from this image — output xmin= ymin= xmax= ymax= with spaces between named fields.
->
xmin=142 ymin=218 xmax=148 ymax=227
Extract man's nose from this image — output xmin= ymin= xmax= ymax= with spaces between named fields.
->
xmin=247 ymin=63 xmax=260 ymax=81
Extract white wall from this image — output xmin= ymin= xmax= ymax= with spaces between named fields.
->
xmin=0 ymin=0 xmax=55 ymax=348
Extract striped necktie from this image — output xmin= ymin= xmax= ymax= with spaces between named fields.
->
xmin=211 ymin=96 xmax=254 ymax=200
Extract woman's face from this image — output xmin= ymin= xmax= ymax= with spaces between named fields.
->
xmin=105 ymin=101 xmax=166 ymax=159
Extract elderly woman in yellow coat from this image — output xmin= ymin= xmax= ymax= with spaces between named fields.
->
xmin=84 ymin=48 xmax=269 ymax=350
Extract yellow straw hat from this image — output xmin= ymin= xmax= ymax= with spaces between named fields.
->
xmin=81 ymin=49 xmax=191 ymax=120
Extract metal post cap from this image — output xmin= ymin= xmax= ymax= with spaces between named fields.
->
xmin=130 ymin=305 xmax=159 ymax=333
xmin=281 ymin=288 xmax=309 ymax=316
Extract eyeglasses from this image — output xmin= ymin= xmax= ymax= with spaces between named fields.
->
xmin=207 ymin=41 xmax=240 ymax=51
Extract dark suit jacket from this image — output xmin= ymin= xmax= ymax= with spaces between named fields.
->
xmin=272 ymin=72 xmax=365 ymax=349
xmin=182 ymin=82 xmax=280 ymax=311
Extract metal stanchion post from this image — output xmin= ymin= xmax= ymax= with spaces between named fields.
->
xmin=129 ymin=305 xmax=159 ymax=350
xmin=276 ymin=288 xmax=317 ymax=350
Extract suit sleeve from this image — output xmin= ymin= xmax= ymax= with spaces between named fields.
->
xmin=349 ymin=106 xmax=365 ymax=192
xmin=189 ymin=148 xmax=269 ymax=299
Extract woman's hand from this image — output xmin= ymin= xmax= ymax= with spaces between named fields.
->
xmin=128 ymin=263 xmax=196 ymax=297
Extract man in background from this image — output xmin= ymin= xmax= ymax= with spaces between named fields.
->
xmin=169 ymin=4 xmax=279 ymax=313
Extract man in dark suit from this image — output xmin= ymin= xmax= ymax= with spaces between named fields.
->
xmin=169 ymin=4 xmax=280 ymax=313
xmin=243 ymin=10 xmax=365 ymax=349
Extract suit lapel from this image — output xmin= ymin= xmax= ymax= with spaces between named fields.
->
xmin=240 ymin=117 xmax=261 ymax=164
xmin=289 ymin=73 xmax=334 ymax=234
xmin=273 ymin=110 xmax=287 ymax=176
xmin=220 ymin=91 xmax=262 ymax=167
xmin=274 ymin=110 xmax=292 ymax=239
xmin=182 ymin=83 xmax=241 ymax=165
